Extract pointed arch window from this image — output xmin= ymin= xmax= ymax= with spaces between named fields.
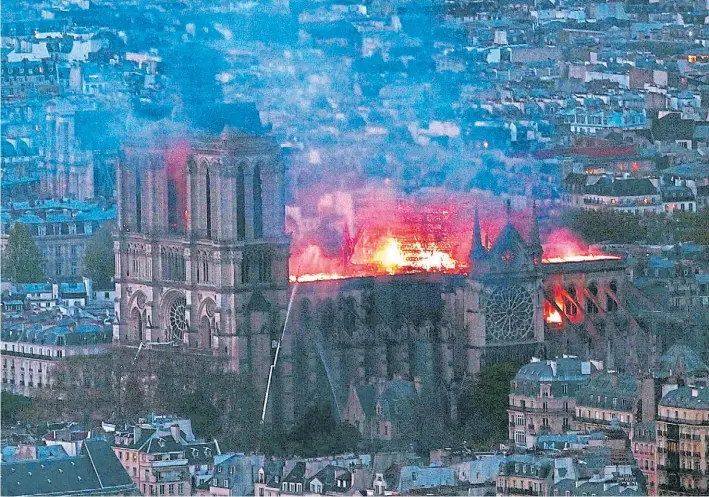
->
xmin=236 ymin=165 xmax=246 ymax=240
xmin=202 ymin=252 xmax=209 ymax=283
xmin=167 ymin=178 xmax=180 ymax=232
xmin=253 ymin=163 xmax=263 ymax=238
xmin=205 ymin=168 xmax=213 ymax=239
xmin=135 ymin=170 xmax=142 ymax=233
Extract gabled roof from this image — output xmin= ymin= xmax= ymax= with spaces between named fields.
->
xmin=143 ymin=435 xmax=183 ymax=454
xmin=283 ymin=461 xmax=306 ymax=483
xmin=515 ymin=357 xmax=596 ymax=383
xmin=1 ymin=439 xmax=136 ymax=496
xmin=184 ymin=442 xmax=219 ymax=465
xmin=655 ymin=344 xmax=709 ymax=379
xmin=660 ymin=386 xmax=709 ymax=409
xmin=354 ymin=385 xmax=376 ymax=418
xmin=585 ymin=177 xmax=658 ymax=197
xmin=308 ymin=465 xmax=351 ymax=494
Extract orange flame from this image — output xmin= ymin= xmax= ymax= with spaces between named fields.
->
xmin=287 ymin=190 xmax=619 ymax=282
xmin=545 ymin=308 xmax=563 ymax=324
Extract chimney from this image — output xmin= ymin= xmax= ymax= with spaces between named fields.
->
xmin=413 ymin=377 xmax=422 ymax=395
xmin=133 ymin=426 xmax=142 ymax=443
xmin=610 ymin=370 xmax=619 ymax=387
xmin=692 ymin=388 xmax=699 ymax=398
xmin=170 ymin=424 xmax=181 ymax=442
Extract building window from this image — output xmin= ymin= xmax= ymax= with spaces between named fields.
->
xmin=236 ymin=165 xmax=246 ymax=240
xmin=136 ymin=171 xmax=142 ymax=232
xmin=253 ymin=163 xmax=263 ymax=238
xmin=257 ymin=253 xmax=271 ymax=283
xmin=205 ymin=168 xmax=212 ymax=238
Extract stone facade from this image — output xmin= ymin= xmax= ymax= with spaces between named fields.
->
xmin=114 ymin=130 xmax=292 ymax=424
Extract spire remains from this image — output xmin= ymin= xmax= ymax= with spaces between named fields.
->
xmin=530 ymin=200 xmax=543 ymax=262
xmin=471 ymin=204 xmax=487 ymax=260
xmin=531 ymin=200 xmax=542 ymax=248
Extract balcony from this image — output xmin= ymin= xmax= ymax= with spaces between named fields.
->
xmin=496 ymin=488 xmax=540 ymax=496
xmin=155 ymin=474 xmax=187 ymax=483
xmin=574 ymin=416 xmax=631 ymax=428
xmin=150 ymin=459 xmax=188 ymax=468
xmin=510 ymin=405 xmax=569 ymax=414
xmin=658 ymin=484 xmax=708 ymax=495
xmin=658 ymin=415 xmax=709 ymax=427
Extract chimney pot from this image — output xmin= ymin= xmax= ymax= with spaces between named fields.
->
xmin=170 ymin=424 xmax=181 ymax=442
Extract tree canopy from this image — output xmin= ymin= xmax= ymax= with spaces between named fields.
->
xmin=2 ymin=224 xmax=46 ymax=283
xmin=84 ymin=222 xmax=116 ymax=288
xmin=1 ymin=392 xmax=33 ymax=426
xmin=457 ymin=361 xmax=520 ymax=448
xmin=562 ymin=208 xmax=709 ymax=245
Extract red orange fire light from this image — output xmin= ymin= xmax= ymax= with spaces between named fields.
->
xmin=287 ymin=194 xmax=619 ymax=282
xmin=545 ymin=308 xmax=563 ymax=324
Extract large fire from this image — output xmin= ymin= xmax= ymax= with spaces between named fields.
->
xmin=287 ymin=187 xmax=619 ymax=282
xmin=540 ymin=228 xmax=621 ymax=264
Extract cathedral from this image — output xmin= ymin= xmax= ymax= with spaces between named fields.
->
xmin=115 ymin=130 xmax=644 ymax=428
xmin=114 ymin=129 xmax=293 ymax=424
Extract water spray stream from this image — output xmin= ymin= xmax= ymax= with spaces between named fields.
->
xmin=261 ymin=282 xmax=299 ymax=424
xmin=314 ymin=334 xmax=342 ymax=416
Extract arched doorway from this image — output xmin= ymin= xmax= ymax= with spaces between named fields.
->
xmin=199 ymin=316 xmax=213 ymax=349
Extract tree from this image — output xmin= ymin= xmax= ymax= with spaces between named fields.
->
xmin=562 ymin=209 xmax=646 ymax=244
xmin=84 ymin=222 xmax=116 ymax=288
xmin=1 ymin=392 xmax=33 ymax=426
xmin=2 ymin=224 xmax=46 ymax=283
xmin=458 ymin=362 xmax=520 ymax=447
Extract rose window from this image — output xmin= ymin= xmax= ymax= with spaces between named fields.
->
xmin=485 ymin=285 xmax=534 ymax=343
xmin=169 ymin=296 xmax=187 ymax=339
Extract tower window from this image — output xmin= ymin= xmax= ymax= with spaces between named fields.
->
xmin=166 ymin=154 xmax=187 ymax=234
xmin=236 ymin=165 xmax=246 ymax=240
xmin=206 ymin=168 xmax=212 ymax=239
xmin=240 ymin=254 xmax=249 ymax=284
xmin=253 ymin=163 xmax=263 ymax=239
xmin=257 ymin=252 xmax=271 ymax=282
xmin=136 ymin=170 xmax=142 ymax=233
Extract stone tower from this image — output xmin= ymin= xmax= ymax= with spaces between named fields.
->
xmin=114 ymin=128 xmax=292 ymax=425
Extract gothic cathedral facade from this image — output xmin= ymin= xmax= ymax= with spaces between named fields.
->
xmin=113 ymin=130 xmax=293 ymax=425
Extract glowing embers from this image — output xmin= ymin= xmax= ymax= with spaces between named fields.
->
xmin=287 ymin=192 xmax=621 ymax=282
xmin=540 ymin=228 xmax=621 ymax=264
xmin=542 ymin=254 xmax=622 ymax=264
xmin=288 ymin=194 xmax=471 ymax=282
xmin=289 ymin=237 xmax=464 ymax=282
xmin=371 ymin=237 xmax=460 ymax=274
